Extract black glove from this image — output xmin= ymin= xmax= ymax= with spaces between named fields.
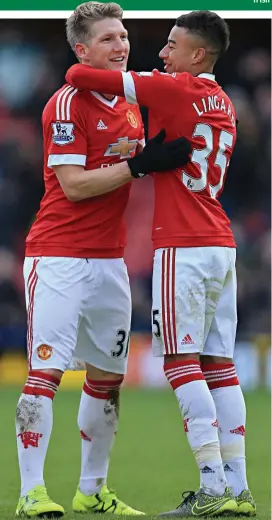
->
xmin=127 ymin=129 xmax=192 ymax=179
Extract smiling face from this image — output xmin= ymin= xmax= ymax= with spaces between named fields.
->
xmin=159 ymin=26 xmax=206 ymax=75
xmin=75 ymin=17 xmax=129 ymax=72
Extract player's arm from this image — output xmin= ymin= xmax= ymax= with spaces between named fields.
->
xmin=54 ymin=130 xmax=191 ymax=202
xmin=53 ymin=162 xmax=132 ymax=202
xmin=65 ymin=65 xmax=180 ymax=110
xmin=55 ymin=133 xmax=146 ymax=202
xmin=46 ymin=91 xmax=190 ymax=202
xmin=46 ymin=93 xmax=135 ymax=201
xmin=55 ymin=122 xmax=146 ymax=202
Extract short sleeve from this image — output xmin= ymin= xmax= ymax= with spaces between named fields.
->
xmin=44 ymin=86 xmax=88 ymax=168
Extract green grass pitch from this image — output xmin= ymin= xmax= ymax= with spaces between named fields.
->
xmin=0 ymin=387 xmax=270 ymax=519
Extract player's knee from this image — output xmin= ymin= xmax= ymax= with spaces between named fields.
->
xmin=200 ymin=355 xmax=233 ymax=365
xmin=37 ymin=368 xmax=63 ymax=381
xmin=86 ymin=363 xmax=124 ymax=382
xmin=164 ymin=353 xmax=200 ymax=364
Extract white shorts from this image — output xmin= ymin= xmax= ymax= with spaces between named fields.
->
xmin=152 ymin=247 xmax=237 ymax=358
xmin=24 ymin=257 xmax=131 ymax=374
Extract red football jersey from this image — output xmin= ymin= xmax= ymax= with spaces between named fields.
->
xmin=66 ymin=66 xmax=237 ymax=248
xmin=123 ymin=71 xmax=237 ymax=248
xmin=26 ymin=85 xmax=145 ymax=258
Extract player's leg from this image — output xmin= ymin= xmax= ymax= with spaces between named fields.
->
xmin=15 ymin=257 xmax=86 ymax=518
xmin=201 ymin=248 xmax=256 ymax=515
xmin=153 ymin=248 xmax=237 ymax=517
xmin=73 ymin=258 xmax=144 ymax=515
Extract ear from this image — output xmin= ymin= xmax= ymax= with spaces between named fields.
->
xmin=193 ymin=47 xmax=206 ymax=65
xmin=74 ymin=42 xmax=89 ymax=60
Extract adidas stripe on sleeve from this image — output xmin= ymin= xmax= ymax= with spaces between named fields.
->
xmin=45 ymin=86 xmax=88 ymax=168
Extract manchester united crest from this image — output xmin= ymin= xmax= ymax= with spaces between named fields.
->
xmin=37 ymin=344 xmax=53 ymax=360
xmin=126 ymin=110 xmax=138 ymax=128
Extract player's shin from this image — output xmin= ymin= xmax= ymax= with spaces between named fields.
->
xmin=203 ymin=363 xmax=249 ymax=497
xmin=164 ymin=359 xmax=227 ymax=496
xmin=77 ymin=375 xmax=124 ymax=496
xmin=15 ymin=370 xmax=60 ymax=496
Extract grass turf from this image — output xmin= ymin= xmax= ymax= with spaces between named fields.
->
xmin=0 ymin=387 xmax=270 ymax=519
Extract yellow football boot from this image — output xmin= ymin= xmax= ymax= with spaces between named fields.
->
xmin=73 ymin=484 xmax=145 ymax=515
xmin=15 ymin=485 xmax=64 ymax=517
xmin=236 ymin=489 xmax=257 ymax=516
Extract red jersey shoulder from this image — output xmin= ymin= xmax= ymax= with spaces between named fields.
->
xmin=43 ymin=85 xmax=91 ymax=158
xmin=174 ymin=74 xmax=237 ymax=129
xmin=42 ymin=85 xmax=91 ymax=148
xmin=169 ymin=72 xmax=218 ymax=93
xmin=149 ymin=69 xmax=191 ymax=83
xmin=42 ymin=85 xmax=89 ymax=124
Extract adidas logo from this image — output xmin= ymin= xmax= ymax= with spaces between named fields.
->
xmin=97 ymin=119 xmax=108 ymax=130
xmin=230 ymin=425 xmax=245 ymax=436
xmin=224 ymin=464 xmax=234 ymax=472
xmin=201 ymin=466 xmax=215 ymax=474
xmin=181 ymin=333 xmax=195 ymax=345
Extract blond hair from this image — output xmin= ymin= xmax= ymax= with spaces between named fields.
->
xmin=66 ymin=1 xmax=123 ymax=51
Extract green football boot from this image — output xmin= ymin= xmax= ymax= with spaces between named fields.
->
xmin=158 ymin=487 xmax=238 ymax=517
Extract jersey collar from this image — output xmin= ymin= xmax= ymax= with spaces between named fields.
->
xmin=91 ymin=91 xmax=118 ymax=107
xmin=197 ymin=73 xmax=216 ymax=82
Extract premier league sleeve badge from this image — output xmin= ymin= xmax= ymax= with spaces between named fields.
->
xmin=52 ymin=121 xmax=75 ymax=145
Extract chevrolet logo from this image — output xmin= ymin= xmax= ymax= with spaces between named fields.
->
xmin=105 ymin=137 xmax=138 ymax=159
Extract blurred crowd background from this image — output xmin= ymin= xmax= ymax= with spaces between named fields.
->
xmin=0 ymin=18 xmax=270 ymax=357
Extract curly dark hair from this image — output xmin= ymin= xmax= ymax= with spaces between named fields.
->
xmin=175 ymin=11 xmax=230 ymax=58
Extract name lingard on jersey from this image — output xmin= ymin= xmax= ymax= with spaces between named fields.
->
xmin=192 ymin=95 xmax=236 ymax=127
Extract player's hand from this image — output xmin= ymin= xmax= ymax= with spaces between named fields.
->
xmin=127 ymin=129 xmax=192 ymax=179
